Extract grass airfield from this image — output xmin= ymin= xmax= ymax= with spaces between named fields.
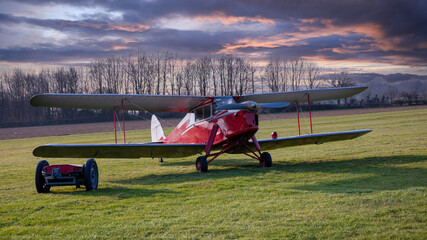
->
xmin=0 ymin=108 xmax=426 ymax=239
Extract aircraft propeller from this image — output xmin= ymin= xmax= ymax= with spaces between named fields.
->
xmin=216 ymin=101 xmax=289 ymax=111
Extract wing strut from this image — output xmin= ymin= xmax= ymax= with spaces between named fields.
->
xmin=113 ymin=107 xmax=117 ymax=144
xmin=121 ymin=99 xmax=126 ymax=143
xmin=296 ymin=94 xmax=313 ymax=136
xmin=296 ymin=101 xmax=301 ymax=135
xmin=113 ymin=99 xmax=127 ymax=144
xmin=308 ymin=94 xmax=313 ymax=134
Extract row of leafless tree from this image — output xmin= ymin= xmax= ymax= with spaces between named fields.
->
xmin=264 ymin=57 xmax=356 ymax=92
xmin=81 ymin=52 xmax=258 ymax=96
xmin=1 ymin=52 xmax=359 ymax=126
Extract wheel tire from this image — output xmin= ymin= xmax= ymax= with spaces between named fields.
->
xmin=260 ymin=152 xmax=272 ymax=167
xmin=84 ymin=158 xmax=98 ymax=191
xmin=35 ymin=160 xmax=50 ymax=193
xmin=196 ymin=156 xmax=208 ymax=172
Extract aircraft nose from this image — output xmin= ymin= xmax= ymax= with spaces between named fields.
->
xmin=247 ymin=101 xmax=259 ymax=111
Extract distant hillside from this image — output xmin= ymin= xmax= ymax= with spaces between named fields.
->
xmin=349 ymin=73 xmax=427 ymax=100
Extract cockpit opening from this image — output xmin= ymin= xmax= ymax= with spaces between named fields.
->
xmin=193 ymin=104 xmax=213 ymax=121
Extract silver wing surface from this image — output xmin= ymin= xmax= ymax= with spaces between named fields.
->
xmin=30 ymin=94 xmax=208 ymax=112
xmin=33 ymin=143 xmax=206 ymax=158
xmin=240 ymin=86 xmax=367 ymax=103
xmin=248 ymin=129 xmax=372 ymax=152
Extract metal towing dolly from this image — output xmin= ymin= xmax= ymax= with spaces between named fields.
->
xmin=35 ymin=158 xmax=98 ymax=193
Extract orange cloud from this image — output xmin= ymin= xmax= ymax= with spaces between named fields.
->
xmin=109 ymin=39 xmax=139 ymax=51
xmin=106 ymin=24 xmax=150 ymax=32
xmin=58 ymin=21 xmax=149 ymax=32
xmin=219 ymin=18 xmax=412 ymax=55
xmin=296 ymin=18 xmax=408 ymax=52
xmin=111 ymin=45 xmax=129 ymax=51
xmin=193 ymin=11 xmax=275 ymax=25
xmin=59 ymin=21 xmax=104 ymax=29
xmin=218 ymin=32 xmax=308 ymax=54
xmin=418 ymin=42 xmax=427 ymax=49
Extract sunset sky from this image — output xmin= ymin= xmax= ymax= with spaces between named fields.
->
xmin=0 ymin=0 xmax=426 ymax=74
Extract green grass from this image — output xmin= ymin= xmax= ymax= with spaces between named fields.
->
xmin=0 ymin=108 xmax=426 ymax=239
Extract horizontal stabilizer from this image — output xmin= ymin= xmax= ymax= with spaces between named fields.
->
xmin=240 ymin=86 xmax=368 ymax=103
xmin=248 ymin=129 xmax=372 ymax=152
xmin=33 ymin=143 xmax=205 ymax=159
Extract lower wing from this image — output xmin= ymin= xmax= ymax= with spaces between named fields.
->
xmin=252 ymin=129 xmax=372 ymax=152
xmin=33 ymin=130 xmax=371 ymax=158
xmin=33 ymin=143 xmax=205 ymax=158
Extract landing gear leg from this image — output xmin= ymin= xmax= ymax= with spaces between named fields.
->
xmin=247 ymin=136 xmax=272 ymax=168
xmin=195 ymin=124 xmax=218 ymax=173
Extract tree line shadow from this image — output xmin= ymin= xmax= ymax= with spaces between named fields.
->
xmin=52 ymin=154 xmax=426 ymax=197
xmin=109 ymin=154 xmax=426 ymax=194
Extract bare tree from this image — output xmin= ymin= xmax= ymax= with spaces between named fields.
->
xmin=249 ymin=64 xmax=256 ymax=94
xmin=88 ymin=59 xmax=104 ymax=94
xmin=183 ymin=60 xmax=195 ymax=95
xmin=226 ymin=55 xmax=235 ymax=95
xmin=0 ymin=73 xmax=7 ymax=123
xmin=265 ymin=57 xmax=280 ymax=92
xmin=210 ymin=56 xmax=218 ymax=96
xmin=196 ymin=56 xmax=211 ymax=96
xmin=289 ymin=57 xmax=305 ymax=91
xmin=216 ymin=55 xmax=227 ymax=95
xmin=328 ymin=70 xmax=356 ymax=105
xmin=305 ymin=61 xmax=321 ymax=89
xmin=234 ymin=57 xmax=251 ymax=95
xmin=155 ymin=52 xmax=161 ymax=95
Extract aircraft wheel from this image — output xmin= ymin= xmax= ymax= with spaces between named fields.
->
xmin=260 ymin=152 xmax=272 ymax=167
xmin=35 ymin=160 xmax=50 ymax=193
xmin=196 ymin=156 xmax=208 ymax=172
xmin=84 ymin=158 xmax=98 ymax=191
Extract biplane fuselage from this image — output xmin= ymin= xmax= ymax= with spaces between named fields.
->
xmin=164 ymin=109 xmax=258 ymax=146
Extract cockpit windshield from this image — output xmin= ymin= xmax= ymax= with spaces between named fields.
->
xmin=192 ymin=97 xmax=236 ymax=121
xmin=193 ymin=104 xmax=212 ymax=121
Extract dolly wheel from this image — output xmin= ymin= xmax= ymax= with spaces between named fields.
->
xmin=260 ymin=152 xmax=272 ymax=167
xmin=35 ymin=160 xmax=51 ymax=193
xmin=84 ymin=158 xmax=98 ymax=191
xmin=196 ymin=156 xmax=208 ymax=172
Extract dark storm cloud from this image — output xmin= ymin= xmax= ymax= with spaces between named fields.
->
xmin=1 ymin=0 xmax=426 ymax=69
xmin=0 ymin=13 xmax=148 ymax=36
xmin=0 ymin=39 xmax=125 ymax=62
xmin=0 ymin=27 xmax=233 ymax=63
xmin=13 ymin=0 xmax=426 ymax=37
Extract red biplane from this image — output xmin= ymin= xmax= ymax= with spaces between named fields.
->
xmin=31 ymin=86 xmax=371 ymax=193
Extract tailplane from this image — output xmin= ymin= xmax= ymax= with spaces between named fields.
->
xmin=151 ymin=115 xmax=166 ymax=142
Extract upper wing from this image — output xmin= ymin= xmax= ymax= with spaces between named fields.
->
xmin=249 ymin=129 xmax=372 ymax=152
xmin=30 ymin=94 xmax=208 ymax=112
xmin=33 ymin=143 xmax=205 ymax=158
xmin=31 ymin=87 xmax=367 ymax=112
xmin=240 ymin=86 xmax=367 ymax=103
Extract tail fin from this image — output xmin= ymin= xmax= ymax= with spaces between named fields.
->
xmin=151 ymin=115 xmax=166 ymax=142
